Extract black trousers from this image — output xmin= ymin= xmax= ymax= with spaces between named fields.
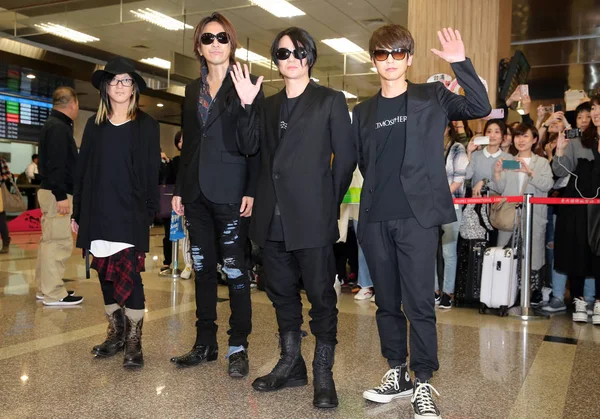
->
xmin=570 ymin=275 xmax=600 ymax=300
xmin=361 ymin=217 xmax=439 ymax=379
xmin=262 ymin=241 xmax=338 ymax=345
xmin=184 ymin=191 xmax=251 ymax=348
xmin=0 ymin=212 xmax=9 ymax=244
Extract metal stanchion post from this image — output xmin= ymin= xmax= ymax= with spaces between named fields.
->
xmin=159 ymin=215 xmax=182 ymax=279
xmin=518 ymin=193 xmax=548 ymax=320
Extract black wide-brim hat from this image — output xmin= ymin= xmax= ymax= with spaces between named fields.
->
xmin=91 ymin=56 xmax=147 ymax=91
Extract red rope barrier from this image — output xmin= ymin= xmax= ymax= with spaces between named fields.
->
xmin=530 ymin=197 xmax=600 ymax=205
xmin=453 ymin=196 xmax=600 ymax=205
xmin=453 ymin=196 xmax=523 ymax=205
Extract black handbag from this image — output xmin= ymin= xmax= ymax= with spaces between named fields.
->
xmin=158 ymin=184 xmax=175 ymax=219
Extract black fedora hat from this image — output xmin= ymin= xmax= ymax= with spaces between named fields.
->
xmin=91 ymin=56 xmax=147 ymax=91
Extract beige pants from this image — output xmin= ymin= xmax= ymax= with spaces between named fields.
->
xmin=35 ymin=189 xmax=73 ymax=302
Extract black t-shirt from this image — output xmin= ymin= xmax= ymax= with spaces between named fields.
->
xmin=90 ymin=120 xmax=136 ymax=244
xmin=268 ymin=95 xmax=301 ymax=241
xmin=370 ymin=92 xmax=414 ymax=221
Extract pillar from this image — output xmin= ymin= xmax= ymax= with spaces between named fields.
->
xmin=407 ymin=0 xmax=512 ymax=107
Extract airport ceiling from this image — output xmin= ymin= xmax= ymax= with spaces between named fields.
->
xmin=0 ymin=0 xmax=598 ymax=124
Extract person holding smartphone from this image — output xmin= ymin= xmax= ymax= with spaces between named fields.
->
xmin=489 ymin=124 xmax=554 ymax=298
xmin=353 ymin=26 xmax=490 ymax=419
xmin=465 ymin=119 xmax=512 ymax=197
xmin=551 ymin=95 xmax=600 ymax=324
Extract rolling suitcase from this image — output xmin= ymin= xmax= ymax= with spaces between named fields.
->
xmin=454 ymin=238 xmax=486 ymax=305
xmin=479 ymin=208 xmax=520 ymax=317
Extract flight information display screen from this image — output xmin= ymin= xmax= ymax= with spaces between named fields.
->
xmin=0 ymin=61 xmax=73 ymax=142
xmin=0 ymin=94 xmax=52 ymax=142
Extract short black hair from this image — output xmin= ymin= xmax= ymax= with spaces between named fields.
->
xmin=32 ymin=154 xmax=38 ymax=160
xmin=270 ymin=27 xmax=317 ymax=77
xmin=575 ymin=101 xmax=591 ymax=116
xmin=174 ymin=131 xmax=183 ymax=150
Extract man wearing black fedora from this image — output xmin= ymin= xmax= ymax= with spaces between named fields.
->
xmin=73 ymin=56 xmax=161 ymax=369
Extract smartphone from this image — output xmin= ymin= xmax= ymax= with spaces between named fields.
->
xmin=485 ymin=108 xmax=505 ymax=120
xmin=502 ymin=160 xmax=521 ymax=170
xmin=542 ymin=105 xmax=554 ymax=113
xmin=520 ymin=84 xmax=529 ymax=97
xmin=473 ymin=136 xmax=490 ymax=146
xmin=553 ymin=104 xmax=563 ymax=112
xmin=565 ymin=128 xmax=582 ymax=139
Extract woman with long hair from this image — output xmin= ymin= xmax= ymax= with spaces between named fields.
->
xmin=552 ymin=95 xmax=600 ymax=324
xmin=72 ymin=57 xmax=160 ymax=368
xmin=436 ymin=122 xmax=469 ymax=309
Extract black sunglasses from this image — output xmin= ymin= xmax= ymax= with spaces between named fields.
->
xmin=200 ymin=32 xmax=229 ymax=45
xmin=372 ymin=48 xmax=409 ymax=62
xmin=275 ymin=47 xmax=308 ymax=61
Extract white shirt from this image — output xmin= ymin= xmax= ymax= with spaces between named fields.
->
xmin=518 ymin=157 xmax=532 ymax=192
xmin=25 ymin=162 xmax=38 ymax=181
xmin=483 ymin=147 xmax=502 ymax=158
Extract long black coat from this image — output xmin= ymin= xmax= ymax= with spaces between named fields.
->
xmin=73 ymin=111 xmax=160 ymax=252
xmin=175 ymin=73 xmax=261 ymax=204
xmin=237 ymin=81 xmax=356 ymax=251
xmin=353 ymin=58 xmax=491 ymax=241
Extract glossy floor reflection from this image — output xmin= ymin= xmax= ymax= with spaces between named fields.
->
xmin=1 ymin=231 xmax=598 ymax=418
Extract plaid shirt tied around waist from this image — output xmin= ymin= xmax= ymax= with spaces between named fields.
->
xmin=91 ymin=248 xmax=146 ymax=306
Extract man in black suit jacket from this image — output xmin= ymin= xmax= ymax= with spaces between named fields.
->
xmin=232 ymin=27 xmax=356 ymax=408
xmin=170 ymin=12 xmax=261 ymax=379
xmin=354 ymin=26 xmax=491 ymax=419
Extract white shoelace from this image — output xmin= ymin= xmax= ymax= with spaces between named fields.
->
xmin=574 ymin=298 xmax=588 ymax=313
xmin=411 ymin=382 xmax=440 ymax=414
xmin=374 ymin=368 xmax=400 ymax=392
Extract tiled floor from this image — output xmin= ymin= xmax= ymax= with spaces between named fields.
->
xmin=1 ymin=230 xmax=598 ymax=419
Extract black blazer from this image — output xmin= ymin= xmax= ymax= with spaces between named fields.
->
xmin=353 ymin=58 xmax=492 ymax=241
xmin=175 ymin=73 xmax=261 ymax=205
xmin=237 ymin=81 xmax=356 ymax=251
xmin=73 ymin=111 xmax=160 ymax=253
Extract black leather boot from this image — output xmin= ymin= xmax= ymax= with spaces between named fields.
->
xmin=123 ymin=316 xmax=144 ymax=369
xmin=312 ymin=341 xmax=338 ymax=408
xmin=0 ymin=238 xmax=10 ymax=254
xmin=170 ymin=344 xmax=218 ymax=367
xmin=92 ymin=308 xmax=126 ymax=357
xmin=252 ymin=331 xmax=308 ymax=392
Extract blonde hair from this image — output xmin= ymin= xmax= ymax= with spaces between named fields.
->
xmin=95 ymin=74 xmax=140 ymax=125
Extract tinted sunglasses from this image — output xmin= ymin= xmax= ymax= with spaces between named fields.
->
xmin=200 ymin=32 xmax=229 ymax=45
xmin=275 ymin=47 xmax=308 ymax=61
xmin=372 ymin=48 xmax=409 ymax=62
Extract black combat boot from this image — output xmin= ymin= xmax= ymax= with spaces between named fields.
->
xmin=312 ymin=341 xmax=338 ymax=408
xmin=92 ymin=307 xmax=126 ymax=357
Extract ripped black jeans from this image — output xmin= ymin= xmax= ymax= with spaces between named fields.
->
xmin=184 ymin=191 xmax=252 ymax=348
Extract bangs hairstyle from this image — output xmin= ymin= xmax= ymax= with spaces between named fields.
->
xmin=483 ymin=119 xmax=507 ymax=136
xmin=193 ymin=12 xmax=237 ymax=67
xmin=271 ymin=27 xmax=317 ymax=77
xmin=575 ymin=101 xmax=591 ymax=116
xmin=95 ymin=73 xmax=140 ymax=125
xmin=369 ymin=24 xmax=414 ymax=55
xmin=581 ymin=95 xmax=600 ymax=149
xmin=174 ymin=130 xmax=183 ymax=150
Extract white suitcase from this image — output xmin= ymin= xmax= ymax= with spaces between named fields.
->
xmin=479 ymin=247 xmax=518 ymax=316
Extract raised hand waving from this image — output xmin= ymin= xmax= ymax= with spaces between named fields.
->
xmin=230 ymin=62 xmax=264 ymax=107
xmin=430 ymin=28 xmax=466 ymax=63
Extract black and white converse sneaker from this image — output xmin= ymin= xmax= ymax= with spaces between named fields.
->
xmin=411 ymin=379 xmax=441 ymax=419
xmin=363 ymin=365 xmax=413 ymax=403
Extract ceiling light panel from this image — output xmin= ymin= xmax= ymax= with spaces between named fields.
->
xmin=140 ymin=57 xmax=172 ymax=69
xmin=251 ymin=0 xmax=305 ymax=18
xmin=131 ymin=9 xmax=193 ymax=31
xmin=34 ymin=23 xmax=99 ymax=43
xmin=321 ymin=38 xmax=363 ymax=54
